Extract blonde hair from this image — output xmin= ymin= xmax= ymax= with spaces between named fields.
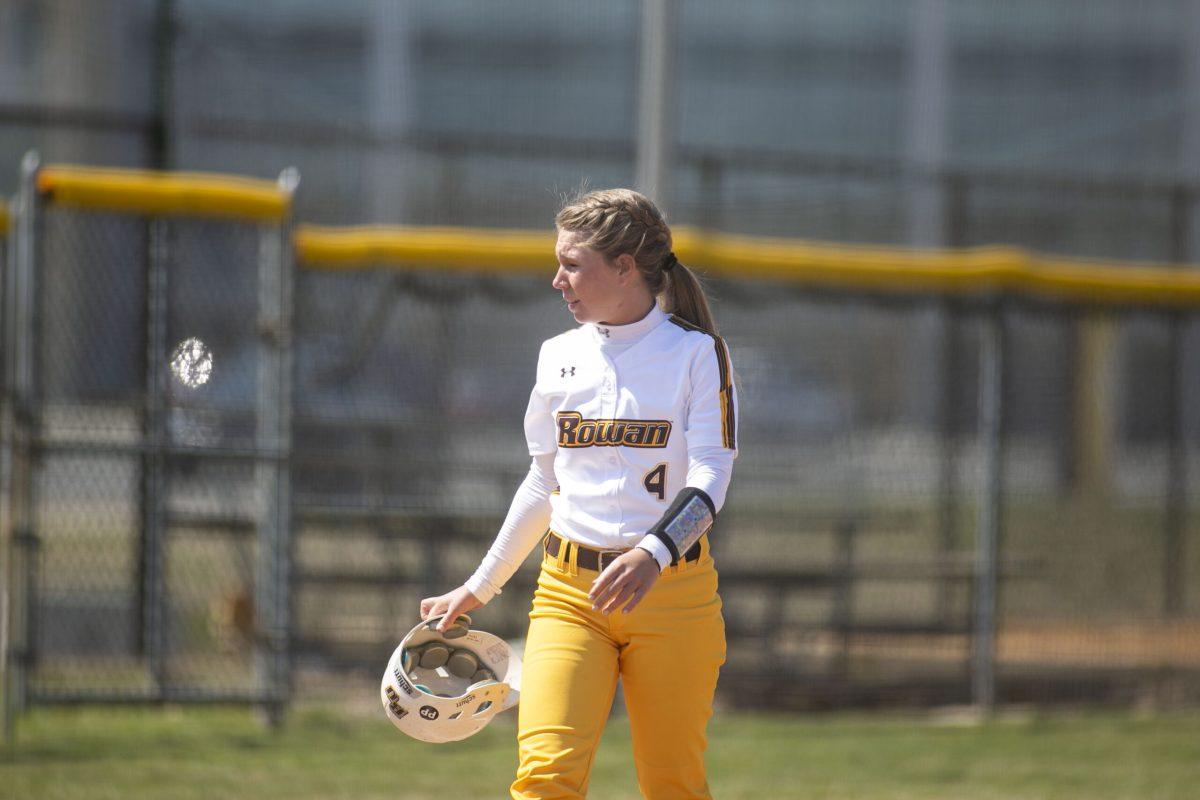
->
xmin=555 ymin=188 xmax=718 ymax=334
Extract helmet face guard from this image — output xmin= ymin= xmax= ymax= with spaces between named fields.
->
xmin=381 ymin=615 xmax=521 ymax=743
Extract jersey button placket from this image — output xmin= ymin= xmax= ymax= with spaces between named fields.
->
xmin=602 ymin=373 xmax=618 ymax=460
xmin=604 ymin=375 xmax=618 ymax=467
xmin=601 ymin=364 xmax=622 ymax=532
xmin=599 ymin=364 xmax=617 ymax=413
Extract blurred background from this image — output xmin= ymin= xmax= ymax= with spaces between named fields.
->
xmin=2 ymin=0 xmax=1200 ymax=742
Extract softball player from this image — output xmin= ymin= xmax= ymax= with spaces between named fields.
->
xmin=421 ymin=188 xmax=738 ymax=799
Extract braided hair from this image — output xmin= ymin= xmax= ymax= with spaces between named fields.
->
xmin=555 ymin=188 xmax=718 ymax=334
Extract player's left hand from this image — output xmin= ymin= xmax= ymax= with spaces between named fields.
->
xmin=589 ymin=548 xmax=660 ymax=615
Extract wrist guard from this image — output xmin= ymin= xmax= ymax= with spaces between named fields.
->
xmin=647 ymin=487 xmax=716 ymax=565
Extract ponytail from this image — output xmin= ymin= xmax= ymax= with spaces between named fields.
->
xmin=662 ymin=260 xmax=718 ymax=335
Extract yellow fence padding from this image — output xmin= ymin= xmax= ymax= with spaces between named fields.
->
xmin=22 ymin=161 xmax=1200 ymax=308
xmin=680 ymin=229 xmax=1200 ymax=306
xmin=294 ymin=225 xmax=554 ymax=273
xmin=0 ymin=200 xmax=8 ymax=236
xmin=296 ymin=223 xmax=1200 ymax=309
xmin=38 ymin=165 xmax=290 ymax=222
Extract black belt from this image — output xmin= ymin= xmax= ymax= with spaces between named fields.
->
xmin=544 ymin=531 xmax=702 ymax=571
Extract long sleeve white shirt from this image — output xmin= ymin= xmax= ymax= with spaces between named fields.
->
xmin=466 ymin=304 xmax=738 ymax=603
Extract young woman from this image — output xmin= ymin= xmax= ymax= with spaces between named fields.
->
xmin=420 ymin=188 xmax=738 ymax=799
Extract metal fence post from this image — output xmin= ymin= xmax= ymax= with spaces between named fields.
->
xmin=1 ymin=198 xmax=14 ymax=745
xmin=1163 ymin=312 xmax=1185 ymax=618
xmin=936 ymin=303 xmax=962 ymax=626
xmin=149 ymin=0 xmax=175 ymax=171
xmin=635 ymin=0 xmax=676 ymax=207
xmin=831 ymin=519 xmax=857 ymax=679
xmin=904 ymin=0 xmax=949 ymax=249
xmin=0 ymin=197 xmax=10 ymax=742
xmin=1163 ymin=185 xmax=1191 ymax=618
xmin=3 ymin=152 xmax=41 ymax=737
xmin=972 ymin=300 xmax=1005 ymax=711
xmin=140 ymin=217 xmax=170 ymax=699
xmin=275 ymin=166 xmax=298 ymax=722
xmin=697 ymin=157 xmax=723 ymax=233
xmin=256 ymin=167 xmax=299 ymax=725
xmin=939 ymin=177 xmax=968 ymax=631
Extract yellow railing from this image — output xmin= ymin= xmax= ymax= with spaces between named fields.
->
xmin=27 ymin=163 xmax=1200 ymax=309
xmin=294 ymin=225 xmax=551 ymax=274
xmin=296 ymin=223 xmax=1200 ymax=309
xmin=37 ymin=164 xmax=290 ymax=222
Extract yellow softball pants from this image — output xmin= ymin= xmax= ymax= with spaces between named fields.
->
xmin=510 ymin=535 xmax=726 ymax=800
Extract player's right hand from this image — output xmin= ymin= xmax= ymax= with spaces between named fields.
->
xmin=420 ymin=585 xmax=484 ymax=632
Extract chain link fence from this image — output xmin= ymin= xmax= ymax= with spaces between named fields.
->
xmin=0 ymin=154 xmax=1195 ymax=734
xmin=3 ymin=0 xmax=1200 ymax=728
xmin=2 ymin=158 xmax=294 ymax=730
xmin=3 ymin=160 xmax=1199 ymax=732
xmin=289 ymin=228 xmax=1200 ymax=712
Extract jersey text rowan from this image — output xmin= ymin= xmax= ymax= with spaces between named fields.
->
xmin=555 ymin=412 xmax=672 ymax=448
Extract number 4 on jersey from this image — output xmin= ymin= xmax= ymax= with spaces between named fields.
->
xmin=643 ymin=463 xmax=667 ymax=500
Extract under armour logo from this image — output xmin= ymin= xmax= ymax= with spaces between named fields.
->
xmin=561 ymin=367 xmax=575 ymax=377
xmin=599 ymin=327 xmax=610 ymax=338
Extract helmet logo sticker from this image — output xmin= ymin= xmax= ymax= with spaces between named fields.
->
xmin=393 ymin=668 xmax=417 ymax=697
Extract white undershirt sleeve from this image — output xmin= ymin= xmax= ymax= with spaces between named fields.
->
xmin=685 ymin=445 xmax=735 ymax=511
xmin=635 ymin=445 xmax=735 ymax=570
xmin=464 ymin=453 xmax=557 ymax=603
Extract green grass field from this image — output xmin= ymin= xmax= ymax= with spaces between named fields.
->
xmin=2 ymin=704 xmax=1198 ymax=799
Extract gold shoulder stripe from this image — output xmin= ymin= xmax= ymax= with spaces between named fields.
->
xmin=668 ymin=315 xmax=705 ymax=334
xmin=669 ymin=315 xmax=736 ymax=449
xmin=714 ymin=336 xmax=736 ymax=449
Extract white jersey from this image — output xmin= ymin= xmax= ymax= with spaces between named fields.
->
xmin=465 ymin=303 xmax=738 ymax=602
xmin=527 ymin=304 xmax=737 ymax=551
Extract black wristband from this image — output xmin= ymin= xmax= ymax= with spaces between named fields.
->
xmin=647 ymin=487 xmax=716 ymax=565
